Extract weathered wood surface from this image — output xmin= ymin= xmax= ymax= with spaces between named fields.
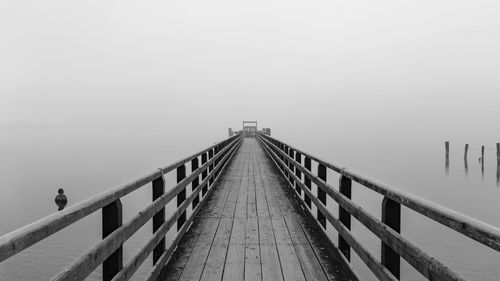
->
xmin=258 ymin=135 xmax=467 ymax=281
xmin=0 ymin=135 xmax=241 ymax=264
xmin=257 ymin=134 xmax=500 ymax=253
xmin=156 ymin=138 xmax=349 ymax=281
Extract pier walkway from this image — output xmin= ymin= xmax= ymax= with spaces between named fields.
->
xmin=157 ymin=138 xmax=348 ymax=281
xmin=1 ymin=128 xmax=499 ymax=281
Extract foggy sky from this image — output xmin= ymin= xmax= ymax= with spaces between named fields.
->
xmin=2 ymin=0 xmax=500 ymax=147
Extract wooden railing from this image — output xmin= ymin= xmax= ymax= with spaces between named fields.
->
xmin=0 ymin=133 xmax=243 ymax=281
xmin=256 ymin=133 xmax=500 ymax=281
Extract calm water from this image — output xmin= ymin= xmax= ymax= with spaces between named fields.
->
xmin=0 ymin=130 xmax=499 ymax=280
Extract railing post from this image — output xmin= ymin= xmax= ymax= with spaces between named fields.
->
xmin=317 ymin=164 xmax=327 ymax=228
xmin=276 ymin=143 xmax=284 ymax=171
xmin=102 ymin=200 xmax=123 ymax=281
xmin=304 ymin=157 xmax=312 ymax=208
xmin=284 ymin=146 xmax=290 ymax=179
xmin=295 ymin=152 xmax=302 ymax=196
xmin=201 ymin=152 xmax=208 ymax=196
xmin=152 ymin=174 xmax=165 ymax=265
xmin=191 ymin=157 xmax=200 ymax=208
xmin=288 ymin=149 xmax=295 ymax=186
xmin=177 ymin=164 xmax=186 ymax=231
xmin=208 ymin=149 xmax=214 ymax=186
xmin=214 ymin=145 xmax=220 ymax=168
xmin=382 ymin=197 xmax=401 ymax=279
xmin=339 ymin=175 xmax=352 ymax=261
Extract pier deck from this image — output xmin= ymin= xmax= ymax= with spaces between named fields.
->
xmin=157 ymin=138 xmax=349 ymax=281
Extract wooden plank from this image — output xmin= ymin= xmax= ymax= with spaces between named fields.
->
xmin=293 ymin=209 xmax=350 ymax=281
xmin=223 ymin=218 xmax=247 ymax=281
xmin=271 ymin=218 xmax=306 ymax=281
xmin=258 ymin=141 xmax=347 ymax=280
xmin=200 ymin=218 xmax=233 ymax=281
xmin=197 ymin=176 xmax=233 ymax=218
xmin=256 ymin=149 xmax=282 ymax=219
xmin=177 ymin=218 xmax=220 ymax=281
xmin=244 ymin=217 xmax=261 ymax=281
xmin=155 ymin=141 xmax=244 ymax=281
xmin=259 ymin=218 xmax=284 ymax=281
xmin=255 ymin=153 xmax=271 ymax=218
xmin=247 ymin=151 xmax=258 ymax=218
xmin=221 ymin=159 xmax=246 ymax=218
xmin=156 ymin=218 xmax=208 ymax=281
xmin=284 ymin=215 xmax=329 ymax=281
xmin=234 ymin=164 xmax=249 ymax=219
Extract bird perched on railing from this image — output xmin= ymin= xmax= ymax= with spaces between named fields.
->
xmin=55 ymin=188 xmax=68 ymax=211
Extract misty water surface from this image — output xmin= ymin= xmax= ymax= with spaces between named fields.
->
xmin=0 ymin=127 xmax=499 ymax=280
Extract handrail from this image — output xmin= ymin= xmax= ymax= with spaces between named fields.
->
xmin=0 ymin=133 xmax=243 ymax=281
xmin=256 ymin=132 xmax=500 ymax=281
xmin=257 ymin=133 xmax=500 ymax=251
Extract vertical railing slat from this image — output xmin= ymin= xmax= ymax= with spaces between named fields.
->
xmin=382 ymin=197 xmax=401 ymax=279
xmin=202 ymin=152 xmax=208 ymax=196
xmin=177 ymin=164 xmax=186 ymax=231
xmin=208 ymin=149 xmax=214 ymax=186
xmin=304 ymin=157 xmax=312 ymax=208
xmin=317 ymin=164 xmax=327 ymax=228
xmin=102 ymin=200 xmax=123 ymax=281
xmin=339 ymin=175 xmax=352 ymax=261
xmin=295 ymin=152 xmax=302 ymax=196
xmin=191 ymin=157 xmax=200 ymax=208
xmin=289 ymin=149 xmax=295 ymax=186
xmin=152 ymin=175 xmax=165 ymax=265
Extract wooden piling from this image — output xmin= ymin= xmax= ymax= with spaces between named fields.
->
xmin=464 ymin=144 xmax=469 ymax=159
xmin=497 ymin=143 xmax=499 ymax=159
xmin=445 ymin=141 xmax=449 ymax=173
xmin=481 ymin=146 xmax=485 ymax=177
xmin=445 ymin=141 xmax=449 ymax=158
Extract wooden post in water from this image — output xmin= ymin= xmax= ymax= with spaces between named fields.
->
xmin=102 ymin=200 xmax=123 ymax=281
xmin=152 ymin=175 xmax=165 ymax=265
xmin=481 ymin=145 xmax=485 ymax=176
xmin=339 ymin=175 xmax=352 ymax=261
xmin=464 ymin=144 xmax=469 ymax=175
xmin=497 ymin=143 xmax=500 ymax=160
xmin=445 ymin=141 xmax=450 ymax=173
xmin=317 ymin=164 xmax=327 ymax=229
xmin=497 ymin=143 xmax=500 ymax=185
xmin=382 ymin=197 xmax=401 ymax=279
xmin=177 ymin=164 xmax=186 ymax=231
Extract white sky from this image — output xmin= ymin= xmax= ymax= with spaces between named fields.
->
xmin=1 ymin=0 xmax=500 ymax=145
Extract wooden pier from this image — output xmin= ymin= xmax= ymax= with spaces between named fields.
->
xmin=1 ymin=130 xmax=500 ymax=281
xmin=156 ymin=138 xmax=348 ymax=281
